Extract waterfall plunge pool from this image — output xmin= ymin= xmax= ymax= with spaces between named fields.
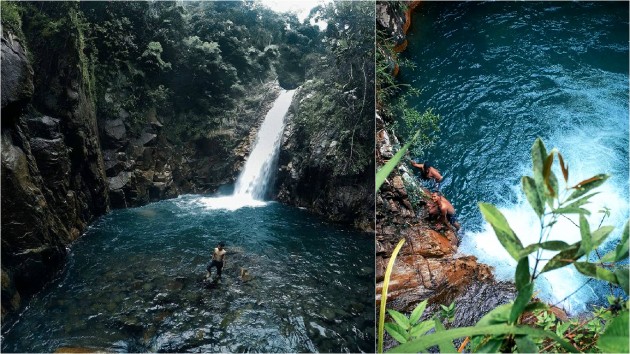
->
xmin=1 ymin=195 xmax=374 ymax=352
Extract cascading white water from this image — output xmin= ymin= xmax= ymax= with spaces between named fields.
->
xmin=201 ymin=89 xmax=295 ymax=210
xmin=234 ymin=90 xmax=295 ymax=199
xmin=459 ymin=83 xmax=629 ymax=314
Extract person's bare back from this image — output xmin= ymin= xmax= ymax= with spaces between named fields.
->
xmin=410 ymin=161 xmax=444 ymax=183
xmin=431 ymin=192 xmax=460 ymax=231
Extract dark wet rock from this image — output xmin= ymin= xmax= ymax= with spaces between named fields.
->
xmin=1 ymin=33 xmax=34 ymax=114
xmin=109 ymin=171 xmax=132 ymax=191
xmin=376 ymin=3 xmax=408 ymax=48
xmin=1 ymin=22 xmax=109 ymax=323
xmin=101 ymin=119 xmax=127 ymax=149
xmin=102 ymin=150 xmax=127 ymax=177
xmin=275 ymin=84 xmax=374 ymax=231
xmin=25 ymin=116 xmax=62 ymax=139
xmin=136 ymin=131 xmax=157 ymax=147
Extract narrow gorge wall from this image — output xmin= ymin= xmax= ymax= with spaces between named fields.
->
xmin=1 ymin=27 xmax=109 ymax=321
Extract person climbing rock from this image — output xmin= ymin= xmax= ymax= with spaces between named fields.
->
xmin=431 ymin=191 xmax=461 ymax=232
xmin=410 ymin=160 xmax=443 ymax=190
xmin=206 ymin=242 xmax=227 ymax=280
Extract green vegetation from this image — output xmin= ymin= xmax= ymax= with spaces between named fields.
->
xmin=0 ymin=1 xmax=23 ymax=38
xmin=7 ymin=1 xmax=332 ymax=137
xmin=378 ymin=138 xmax=629 ymax=353
xmin=288 ymin=1 xmax=374 ymax=178
xmin=376 ymin=25 xmax=439 ymax=159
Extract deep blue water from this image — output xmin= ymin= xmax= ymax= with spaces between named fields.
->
xmin=402 ymin=1 xmax=628 ymax=313
xmin=1 ymin=195 xmax=374 ymax=352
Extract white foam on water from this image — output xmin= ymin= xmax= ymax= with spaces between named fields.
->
xmin=461 ymin=78 xmax=629 ymax=314
xmin=199 ymin=195 xmax=268 ymax=211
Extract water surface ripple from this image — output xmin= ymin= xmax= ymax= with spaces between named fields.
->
xmin=2 ymin=196 xmax=374 ymax=352
xmin=402 ymin=2 xmax=628 ymax=312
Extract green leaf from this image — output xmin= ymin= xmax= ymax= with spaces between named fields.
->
xmin=375 ymin=130 xmax=420 ymax=192
xmin=522 ymin=176 xmax=544 ymax=218
xmin=556 ymin=322 xmax=571 ymax=336
xmin=388 ymin=324 xmax=578 ymax=353
xmin=515 ymin=257 xmax=530 ymax=290
xmin=553 ymin=207 xmax=591 ymax=215
xmin=477 ymin=303 xmax=512 ymax=326
xmin=597 ymin=310 xmax=629 ymax=353
xmin=409 ymin=320 xmax=434 ymax=338
xmin=603 ymin=221 xmax=629 ymax=262
xmin=433 ymin=318 xmax=456 ymax=353
xmin=520 ymin=241 xmax=570 ymax=258
xmin=515 ymin=335 xmax=538 ymax=353
xmin=574 ymin=262 xmax=617 ymax=283
xmin=384 ymin=322 xmax=408 ymax=344
xmin=388 ymin=309 xmax=410 ymax=330
xmin=578 ymin=214 xmax=592 ymax=255
xmin=378 ymin=238 xmax=406 ymax=353
xmin=478 ymin=203 xmax=523 ymax=261
xmin=567 ymin=174 xmax=609 ymax=202
xmin=475 ymin=337 xmax=504 ymax=353
xmin=409 ymin=299 xmax=427 ymax=325
xmin=614 ymin=268 xmax=629 ymax=294
xmin=562 ymin=192 xmax=599 ymax=210
xmin=543 ymin=153 xmax=555 ymax=198
xmin=510 ymin=283 xmax=534 ymax=324
xmin=546 ymin=171 xmax=559 ymax=204
xmin=531 ymin=138 xmax=549 ymax=207
xmin=592 ymin=225 xmax=615 ymax=249
xmin=541 ymin=243 xmax=582 ymax=274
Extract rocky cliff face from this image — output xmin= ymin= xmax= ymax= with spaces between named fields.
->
xmin=1 ymin=29 xmax=109 ymax=322
xmin=97 ymin=81 xmax=281 ymax=208
xmin=275 ymin=82 xmax=374 ymax=232
xmin=375 ymin=113 xmax=516 ymax=349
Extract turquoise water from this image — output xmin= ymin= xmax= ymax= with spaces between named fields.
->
xmin=1 ymin=195 xmax=374 ymax=352
xmin=402 ymin=2 xmax=628 ymax=313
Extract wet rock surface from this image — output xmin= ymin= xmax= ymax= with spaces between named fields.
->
xmin=1 ymin=33 xmax=33 ymax=116
xmin=1 ymin=25 xmax=109 ymax=323
xmin=275 ymin=84 xmax=374 ymax=232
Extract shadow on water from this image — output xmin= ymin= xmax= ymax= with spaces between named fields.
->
xmin=1 ymin=195 xmax=374 ymax=353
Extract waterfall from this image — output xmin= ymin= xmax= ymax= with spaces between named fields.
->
xmin=234 ymin=89 xmax=295 ymax=199
xmin=200 ymin=89 xmax=295 ymax=210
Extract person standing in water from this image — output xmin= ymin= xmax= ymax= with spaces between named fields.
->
xmin=206 ymin=242 xmax=227 ymax=280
